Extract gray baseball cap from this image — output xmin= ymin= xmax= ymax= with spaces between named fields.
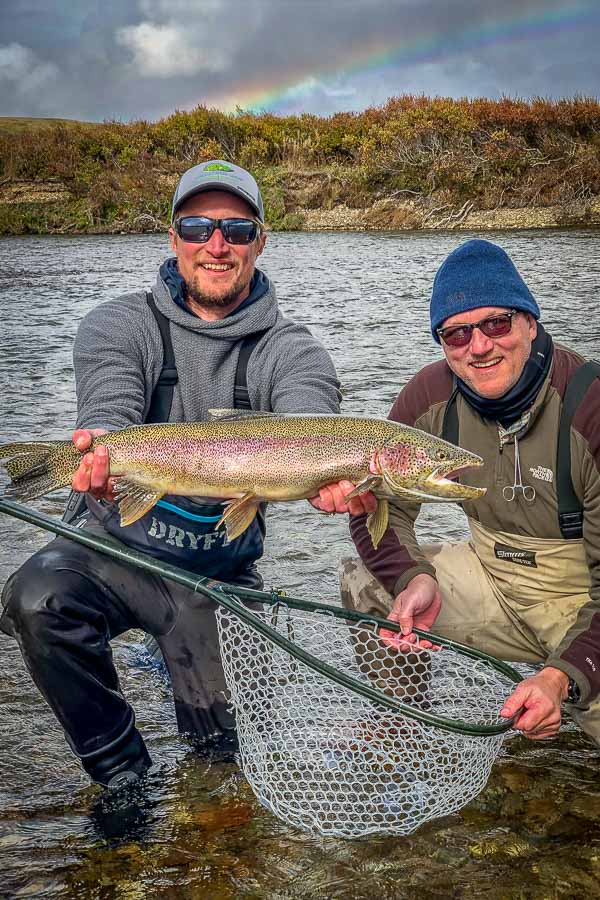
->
xmin=171 ymin=160 xmax=264 ymax=222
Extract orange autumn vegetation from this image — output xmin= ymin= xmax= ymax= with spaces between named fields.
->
xmin=0 ymin=95 xmax=599 ymax=233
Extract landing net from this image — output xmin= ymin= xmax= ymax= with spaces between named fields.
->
xmin=0 ymin=500 xmax=521 ymax=841
xmin=217 ymin=600 xmax=519 ymax=838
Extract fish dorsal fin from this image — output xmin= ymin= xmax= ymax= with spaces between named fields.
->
xmin=113 ymin=478 xmax=165 ymax=526
xmin=208 ymin=408 xmax=278 ymax=421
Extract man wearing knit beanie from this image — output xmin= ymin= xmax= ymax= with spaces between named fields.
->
xmin=430 ymin=239 xmax=541 ymax=342
xmin=341 ymin=239 xmax=600 ymax=751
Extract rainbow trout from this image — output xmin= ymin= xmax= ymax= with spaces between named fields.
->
xmin=0 ymin=412 xmax=486 ymax=548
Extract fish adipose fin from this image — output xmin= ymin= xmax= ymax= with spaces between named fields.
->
xmin=342 ymin=474 xmax=382 ymax=500
xmin=217 ymin=492 xmax=260 ymax=541
xmin=113 ymin=479 xmax=165 ymax=526
xmin=0 ymin=440 xmax=77 ymax=501
xmin=366 ymin=498 xmax=389 ymax=549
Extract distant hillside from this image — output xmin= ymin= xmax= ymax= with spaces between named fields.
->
xmin=0 ymin=96 xmax=599 ymax=234
xmin=0 ymin=116 xmax=98 ymax=135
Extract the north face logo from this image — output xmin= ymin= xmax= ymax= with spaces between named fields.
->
xmin=204 ymin=162 xmax=234 ymax=172
xmin=529 ymin=465 xmax=553 ymax=483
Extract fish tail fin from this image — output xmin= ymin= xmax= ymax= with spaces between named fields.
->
xmin=0 ymin=440 xmax=80 ymax=501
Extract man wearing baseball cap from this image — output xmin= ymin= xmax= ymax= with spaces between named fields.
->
xmin=1 ymin=160 xmax=375 ymax=797
xmin=341 ymin=239 xmax=600 ymax=750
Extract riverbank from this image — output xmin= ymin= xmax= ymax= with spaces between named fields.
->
xmin=2 ymin=97 xmax=599 ymax=235
xmin=2 ymin=174 xmax=599 ymax=235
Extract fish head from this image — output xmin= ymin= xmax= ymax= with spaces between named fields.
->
xmin=374 ymin=429 xmax=486 ymax=502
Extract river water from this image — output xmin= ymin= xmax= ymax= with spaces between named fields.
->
xmin=1 ymin=229 xmax=599 ymax=899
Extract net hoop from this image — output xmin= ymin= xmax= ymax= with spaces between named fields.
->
xmin=0 ymin=498 xmax=521 ymax=738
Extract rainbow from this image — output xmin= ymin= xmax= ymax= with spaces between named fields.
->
xmin=207 ymin=3 xmax=599 ymax=114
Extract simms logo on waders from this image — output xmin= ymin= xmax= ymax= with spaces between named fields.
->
xmin=494 ymin=543 xmax=537 ymax=568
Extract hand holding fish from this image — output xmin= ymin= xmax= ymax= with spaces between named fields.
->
xmin=308 ymin=479 xmax=378 ymax=516
xmin=380 ymin=573 xmax=442 ymax=650
xmin=71 ymin=429 xmax=116 ymax=501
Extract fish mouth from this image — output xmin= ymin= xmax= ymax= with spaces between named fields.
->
xmin=424 ymin=457 xmax=486 ymax=498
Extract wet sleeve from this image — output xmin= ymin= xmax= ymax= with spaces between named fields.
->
xmin=349 ymin=376 xmax=438 ymax=596
xmin=73 ymin=297 xmax=152 ymax=431
xmin=547 ymin=386 xmax=600 ymax=704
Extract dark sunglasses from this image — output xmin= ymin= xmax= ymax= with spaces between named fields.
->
xmin=437 ymin=309 xmax=519 ymax=348
xmin=174 ymin=216 xmax=262 ymax=245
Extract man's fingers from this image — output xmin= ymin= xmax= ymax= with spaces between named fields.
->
xmin=308 ymin=481 xmax=378 ymax=515
xmin=72 ymin=430 xmax=93 ymax=452
xmin=89 ymin=446 xmax=110 ymax=493
xmin=313 ymin=485 xmax=336 ymax=512
xmin=379 ymin=627 xmax=417 ymax=649
xmin=347 ymin=495 xmax=366 ymax=516
xmin=71 ymin=445 xmax=111 ymax=498
xmin=72 ymin=453 xmax=94 ymax=492
xmin=72 ymin=427 xmax=107 ymax=452
xmin=339 ymin=480 xmax=377 ymax=515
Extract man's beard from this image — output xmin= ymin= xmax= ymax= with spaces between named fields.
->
xmin=184 ymin=268 xmax=249 ymax=309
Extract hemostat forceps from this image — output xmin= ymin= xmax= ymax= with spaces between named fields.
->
xmin=502 ymin=437 xmax=536 ymax=503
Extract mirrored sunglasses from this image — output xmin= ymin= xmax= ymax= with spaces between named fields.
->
xmin=437 ymin=309 xmax=519 ymax=348
xmin=174 ymin=216 xmax=262 ymax=245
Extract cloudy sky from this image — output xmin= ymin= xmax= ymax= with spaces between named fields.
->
xmin=0 ymin=0 xmax=598 ymax=123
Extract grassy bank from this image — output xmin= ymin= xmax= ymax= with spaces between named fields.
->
xmin=1 ymin=96 xmax=599 ymax=235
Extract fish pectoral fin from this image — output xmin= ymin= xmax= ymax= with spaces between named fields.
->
xmin=208 ymin=408 xmax=278 ymax=421
xmin=366 ymin=498 xmax=389 ymax=549
xmin=113 ymin=479 xmax=165 ymax=526
xmin=216 ymin=492 xmax=260 ymax=541
xmin=342 ymin=475 xmax=382 ymax=501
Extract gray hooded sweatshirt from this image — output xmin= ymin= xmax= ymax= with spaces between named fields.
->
xmin=72 ymin=266 xmax=341 ymax=577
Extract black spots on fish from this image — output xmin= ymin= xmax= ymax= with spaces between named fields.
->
xmin=0 ymin=440 xmax=77 ymax=500
xmin=378 ymin=443 xmax=428 ymax=477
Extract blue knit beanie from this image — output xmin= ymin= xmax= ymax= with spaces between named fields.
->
xmin=430 ymin=239 xmax=540 ymax=343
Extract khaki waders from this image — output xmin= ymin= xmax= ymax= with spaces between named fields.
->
xmin=340 ymin=519 xmax=600 ymax=747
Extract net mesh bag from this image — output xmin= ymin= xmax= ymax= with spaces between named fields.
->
xmin=217 ymin=600 xmax=519 ymax=839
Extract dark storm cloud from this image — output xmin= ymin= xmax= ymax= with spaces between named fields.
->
xmin=0 ymin=0 xmax=597 ymax=121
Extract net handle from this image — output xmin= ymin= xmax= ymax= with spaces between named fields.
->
xmin=0 ymin=498 xmax=521 ymax=737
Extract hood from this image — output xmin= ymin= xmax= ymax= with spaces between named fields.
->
xmin=152 ymin=260 xmax=277 ymax=340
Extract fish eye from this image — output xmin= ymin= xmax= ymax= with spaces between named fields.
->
xmin=435 ymin=449 xmax=448 ymax=461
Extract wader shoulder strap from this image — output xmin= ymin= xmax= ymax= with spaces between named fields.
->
xmin=65 ymin=297 xmax=172 ymax=521
xmin=146 ymin=292 xmax=178 ymax=424
xmin=557 ymin=360 xmax=600 ymax=539
xmin=441 ymin=385 xmax=459 ymax=446
xmin=146 ymin=292 xmax=270 ymax=418
xmin=233 ymin=329 xmax=269 ymax=410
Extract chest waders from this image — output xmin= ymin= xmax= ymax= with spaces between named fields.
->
xmin=442 ymin=360 xmax=600 ymax=540
xmin=13 ymin=290 xmax=272 ymax=783
xmin=439 ymin=361 xmax=600 ymax=679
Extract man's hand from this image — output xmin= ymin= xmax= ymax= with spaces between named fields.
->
xmin=308 ymin=479 xmax=378 ymax=516
xmin=499 ymin=666 xmax=569 ymax=740
xmin=380 ymin=573 xmax=442 ymax=651
xmin=71 ymin=429 xmax=115 ymax=501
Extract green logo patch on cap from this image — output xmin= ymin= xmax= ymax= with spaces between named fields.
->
xmin=203 ymin=162 xmax=234 ymax=172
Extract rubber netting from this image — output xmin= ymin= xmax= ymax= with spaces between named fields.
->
xmin=216 ymin=603 xmax=514 ymax=838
